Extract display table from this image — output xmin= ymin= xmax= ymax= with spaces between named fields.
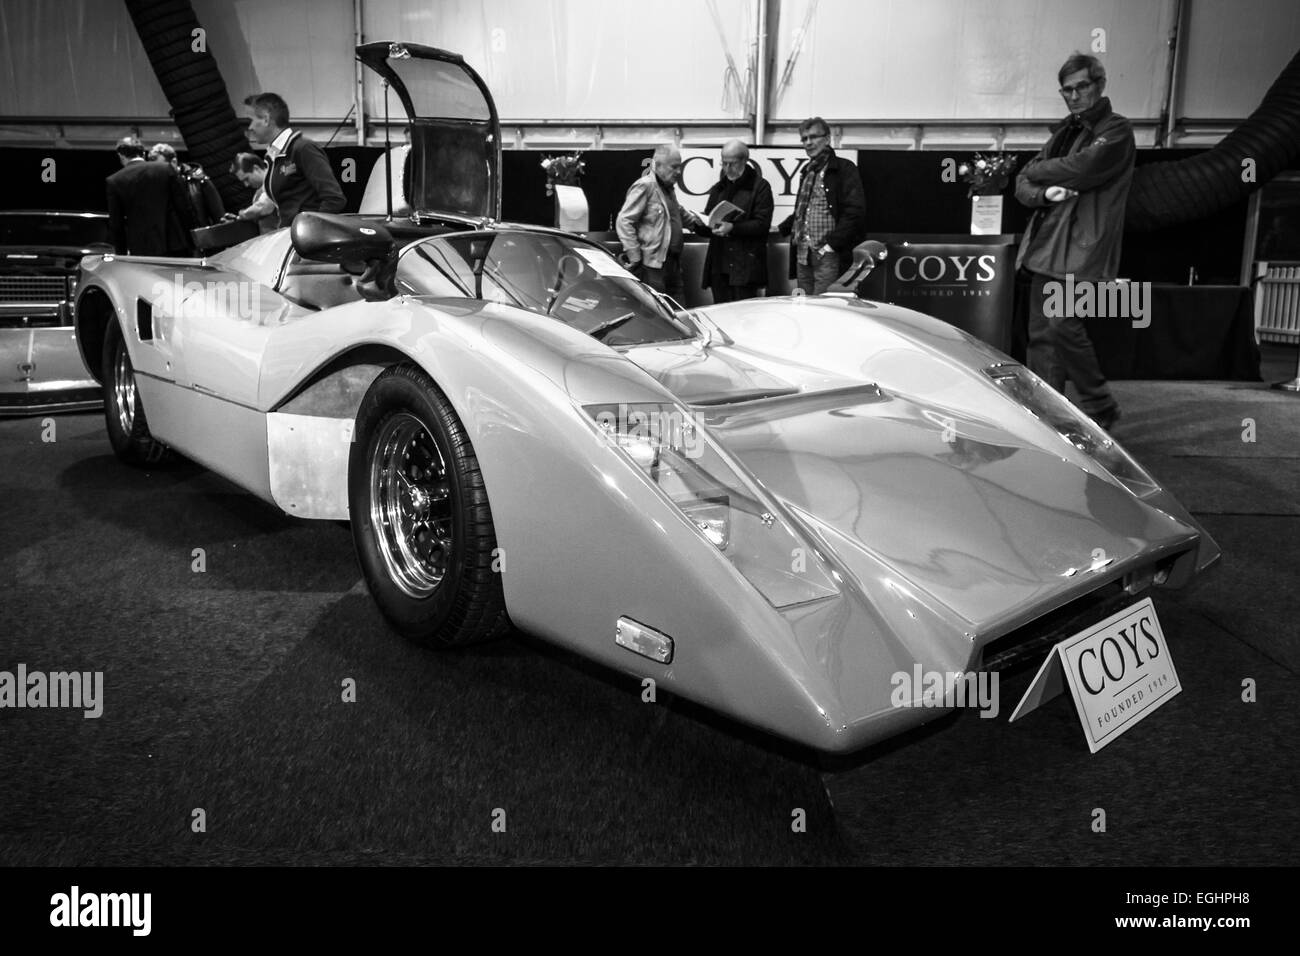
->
xmin=1084 ymin=284 xmax=1261 ymax=380
xmin=760 ymin=233 xmax=1017 ymax=350
xmin=853 ymin=233 xmax=1018 ymax=352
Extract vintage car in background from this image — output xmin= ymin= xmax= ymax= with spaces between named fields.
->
xmin=71 ymin=43 xmax=1220 ymax=753
xmin=0 ymin=210 xmax=110 ymax=415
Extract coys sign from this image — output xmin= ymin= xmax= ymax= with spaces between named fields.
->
xmin=893 ymin=253 xmax=998 ymax=284
xmin=1010 ymin=597 xmax=1181 ymax=753
xmin=860 ymin=237 xmax=1017 ymax=353
xmin=1058 ymin=598 xmax=1180 ymax=751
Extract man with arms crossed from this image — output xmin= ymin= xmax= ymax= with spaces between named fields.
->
xmin=1014 ymin=53 xmax=1134 ymax=432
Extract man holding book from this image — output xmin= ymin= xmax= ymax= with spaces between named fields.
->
xmin=693 ymin=140 xmax=775 ymax=302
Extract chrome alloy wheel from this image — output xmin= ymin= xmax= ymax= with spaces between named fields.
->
xmin=369 ymin=410 xmax=453 ymax=598
xmin=113 ymin=344 xmax=136 ymax=435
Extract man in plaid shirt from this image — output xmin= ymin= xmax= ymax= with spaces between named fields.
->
xmin=779 ymin=117 xmax=867 ymax=295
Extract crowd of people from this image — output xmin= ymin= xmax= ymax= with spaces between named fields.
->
xmin=613 ymin=115 xmax=868 ymax=301
xmin=104 ymin=50 xmax=1130 ymax=431
xmin=105 ymin=91 xmax=345 ymax=258
xmin=616 ymin=52 xmax=1130 ymax=430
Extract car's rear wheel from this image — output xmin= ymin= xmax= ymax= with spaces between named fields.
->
xmin=349 ymin=364 xmax=509 ymax=646
xmin=102 ymin=319 xmax=169 ymax=466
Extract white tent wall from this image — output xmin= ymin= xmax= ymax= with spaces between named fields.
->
xmin=766 ymin=0 xmax=1175 ymax=147
xmin=194 ymin=0 xmax=357 ymax=125
xmin=0 ymin=0 xmax=1297 ymax=149
xmin=1177 ymin=0 xmax=1300 ymax=145
xmin=361 ymin=0 xmax=756 ymax=121
xmin=0 ymin=0 xmax=173 ymax=140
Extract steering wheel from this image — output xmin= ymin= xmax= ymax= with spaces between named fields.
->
xmin=547 ymin=278 xmax=606 ymax=317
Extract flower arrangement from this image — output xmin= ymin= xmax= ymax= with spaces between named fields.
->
xmin=958 ymin=152 xmax=1019 ymax=197
xmin=541 ymin=152 xmax=585 ymax=196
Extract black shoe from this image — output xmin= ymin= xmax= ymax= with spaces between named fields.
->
xmin=1092 ymin=405 xmax=1121 ymax=432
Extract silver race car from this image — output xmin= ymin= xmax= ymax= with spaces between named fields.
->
xmin=73 ymin=42 xmax=1218 ymax=752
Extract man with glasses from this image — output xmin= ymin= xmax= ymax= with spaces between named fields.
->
xmin=1013 ymin=53 xmax=1134 ymax=432
xmin=778 ymin=117 xmax=866 ymax=295
xmin=692 ymin=140 xmax=774 ymax=302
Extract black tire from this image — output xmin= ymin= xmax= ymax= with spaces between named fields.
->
xmin=349 ymin=365 xmax=509 ymax=646
xmin=102 ymin=319 xmax=169 ymax=466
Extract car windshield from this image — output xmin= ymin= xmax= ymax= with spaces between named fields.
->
xmin=395 ymin=232 xmax=696 ymax=347
xmin=0 ymin=215 xmax=110 ymax=248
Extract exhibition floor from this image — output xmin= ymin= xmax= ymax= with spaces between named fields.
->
xmin=2 ymin=345 xmax=1296 ymax=865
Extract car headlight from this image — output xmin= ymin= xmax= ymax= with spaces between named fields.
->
xmin=985 ymin=363 xmax=1159 ymax=497
xmin=585 ymin=402 xmax=840 ymax=608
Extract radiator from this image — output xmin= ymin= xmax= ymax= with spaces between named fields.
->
xmin=1255 ymin=262 xmax=1300 ymax=343
xmin=0 ymin=274 xmax=70 ymax=304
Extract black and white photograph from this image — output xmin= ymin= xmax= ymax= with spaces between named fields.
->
xmin=0 ymin=0 xmax=1296 ymax=931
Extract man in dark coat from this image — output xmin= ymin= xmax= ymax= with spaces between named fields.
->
xmin=244 ymin=92 xmax=346 ymax=228
xmin=693 ymin=140 xmax=774 ymax=302
xmin=105 ymin=136 xmax=197 ymax=257
xmin=1013 ymin=53 xmax=1134 ymax=432
xmin=778 ymin=117 xmax=866 ymax=294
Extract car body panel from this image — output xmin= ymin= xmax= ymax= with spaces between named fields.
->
xmin=136 ymin=375 xmax=273 ymax=501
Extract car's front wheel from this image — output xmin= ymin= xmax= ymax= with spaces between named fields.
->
xmin=101 ymin=319 xmax=169 ymax=466
xmin=349 ymin=364 xmax=510 ymax=646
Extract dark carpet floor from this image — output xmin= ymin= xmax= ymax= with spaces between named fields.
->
xmin=1 ymin=345 xmax=1297 ymax=866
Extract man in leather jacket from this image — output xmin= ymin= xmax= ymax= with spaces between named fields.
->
xmin=778 ymin=117 xmax=866 ymax=295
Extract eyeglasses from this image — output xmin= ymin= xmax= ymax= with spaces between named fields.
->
xmin=800 ymin=132 xmax=828 ymax=143
xmin=1059 ymin=80 xmax=1095 ymax=98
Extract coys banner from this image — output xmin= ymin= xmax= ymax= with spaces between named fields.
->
xmin=857 ymin=234 xmax=1017 ymax=353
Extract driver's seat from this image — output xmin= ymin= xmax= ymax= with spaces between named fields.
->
xmin=277 ymin=253 xmax=365 ymax=311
